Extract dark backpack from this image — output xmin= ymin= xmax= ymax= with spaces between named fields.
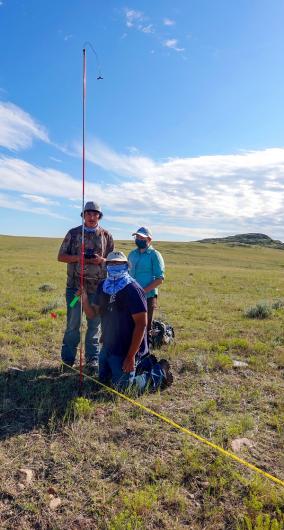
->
xmin=151 ymin=320 xmax=175 ymax=349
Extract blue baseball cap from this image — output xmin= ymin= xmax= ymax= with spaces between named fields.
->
xmin=132 ymin=226 xmax=152 ymax=238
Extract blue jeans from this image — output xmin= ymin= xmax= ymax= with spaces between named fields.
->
xmin=99 ymin=348 xmax=165 ymax=393
xmin=61 ymin=288 xmax=100 ymax=366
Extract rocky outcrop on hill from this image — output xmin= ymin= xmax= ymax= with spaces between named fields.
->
xmin=197 ymin=233 xmax=284 ymax=249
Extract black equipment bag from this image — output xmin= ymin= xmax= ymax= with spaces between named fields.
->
xmin=151 ymin=320 xmax=175 ymax=349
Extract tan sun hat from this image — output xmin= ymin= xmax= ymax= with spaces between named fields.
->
xmin=106 ymin=251 xmax=128 ymax=263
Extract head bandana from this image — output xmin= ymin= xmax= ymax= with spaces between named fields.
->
xmin=103 ymin=263 xmax=134 ymax=295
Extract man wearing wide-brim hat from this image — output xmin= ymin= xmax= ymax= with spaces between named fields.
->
xmin=58 ymin=201 xmax=114 ymax=369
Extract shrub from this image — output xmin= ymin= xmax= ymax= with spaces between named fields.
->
xmin=244 ymin=303 xmax=271 ymax=319
xmin=271 ymin=299 xmax=284 ymax=310
xmin=38 ymin=283 xmax=56 ymax=292
xmin=0 ymin=332 xmax=9 ymax=345
xmin=122 ymin=485 xmax=158 ymax=515
xmin=41 ymin=300 xmax=61 ymax=314
xmin=64 ymin=397 xmax=94 ymax=421
xmin=210 ymin=352 xmax=233 ymax=371
xmin=237 ymin=513 xmax=284 ymax=530
xmin=108 ymin=510 xmax=143 ymax=530
xmin=226 ymin=414 xmax=254 ymax=438
xmin=229 ymin=338 xmax=250 ymax=350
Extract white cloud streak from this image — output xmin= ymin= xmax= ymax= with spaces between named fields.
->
xmin=0 ymin=193 xmax=67 ymax=219
xmin=0 ymin=156 xmax=103 ymax=202
xmin=123 ymin=9 xmax=188 ymax=55
xmin=125 ymin=8 xmax=144 ymax=28
xmin=141 ymin=24 xmax=154 ymax=34
xmin=163 ymin=39 xmax=185 ymax=52
xmin=0 ymin=101 xmax=49 ymax=151
xmin=163 ymin=18 xmax=175 ymax=26
xmin=1 ymin=132 xmax=284 ymax=238
xmin=49 ymin=156 xmax=62 ymax=163
xmin=22 ymin=194 xmax=59 ymax=206
xmin=82 ymin=140 xmax=284 ymax=229
xmin=124 ymin=8 xmax=154 ymax=34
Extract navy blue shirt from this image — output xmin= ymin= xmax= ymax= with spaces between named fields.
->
xmin=93 ymin=280 xmax=148 ymax=358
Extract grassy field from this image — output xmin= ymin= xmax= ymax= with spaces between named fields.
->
xmin=0 ymin=234 xmax=283 ymax=530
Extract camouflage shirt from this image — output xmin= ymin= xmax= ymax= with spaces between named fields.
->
xmin=58 ymin=225 xmax=114 ymax=293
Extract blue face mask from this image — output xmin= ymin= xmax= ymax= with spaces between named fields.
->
xmin=135 ymin=238 xmax=147 ymax=249
xmin=106 ymin=263 xmax=128 ymax=279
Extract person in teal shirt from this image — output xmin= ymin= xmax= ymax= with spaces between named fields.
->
xmin=128 ymin=227 xmax=165 ymax=340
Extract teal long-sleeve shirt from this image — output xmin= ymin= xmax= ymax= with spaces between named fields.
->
xmin=128 ymin=246 xmax=165 ymax=299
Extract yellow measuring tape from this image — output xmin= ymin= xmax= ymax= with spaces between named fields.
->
xmin=64 ymin=363 xmax=284 ymax=488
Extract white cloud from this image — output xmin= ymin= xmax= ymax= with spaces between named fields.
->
xmin=22 ymin=194 xmax=59 ymax=206
xmin=82 ymin=140 xmax=284 ymax=228
xmin=0 ymin=101 xmax=49 ymax=151
xmin=49 ymin=156 xmax=62 ymax=163
xmin=0 ymin=155 xmax=103 ymax=202
xmin=106 ymin=215 xmax=225 ymax=237
xmin=122 ymin=8 xmax=187 ymax=56
xmin=125 ymin=8 xmax=144 ymax=28
xmin=2 ymin=139 xmax=284 ymax=239
xmin=124 ymin=8 xmax=155 ymax=35
xmin=163 ymin=18 xmax=175 ymax=26
xmin=126 ymin=145 xmax=140 ymax=155
xmin=64 ymin=34 xmax=73 ymax=41
xmin=77 ymin=138 xmax=155 ymax=179
xmin=163 ymin=39 xmax=185 ymax=52
xmin=141 ymin=24 xmax=154 ymax=34
xmin=0 ymin=193 xmax=67 ymax=219
xmin=145 ymin=224 xmax=233 ymax=240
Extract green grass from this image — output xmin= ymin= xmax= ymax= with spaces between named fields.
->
xmin=0 ymin=235 xmax=284 ymax=529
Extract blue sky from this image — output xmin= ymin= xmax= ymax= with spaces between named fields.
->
xmin=0 ymin=0 xmax=284 ymax=241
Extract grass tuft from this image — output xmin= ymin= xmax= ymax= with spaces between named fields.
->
xmin=210 ymin=352 xmax=233 ymax=371
xmin=64 ymin=396 xmax=94 ymax=421
xmin=271 ymin=299 xmax=284 ymax=310
xmin=38 ymin=282 xmax=57 ymax=291
xmin=108 ymin=510 xmax=143 ymax=530
xmin=40 ymin=300 xmax=62 ymax=314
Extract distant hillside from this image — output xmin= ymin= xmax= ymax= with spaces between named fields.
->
xmin=197 ymin=233 xmax=284 ymax=250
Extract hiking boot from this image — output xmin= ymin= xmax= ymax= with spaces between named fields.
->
xmin=159 ymin=359 xmax=174 ymax=389
xmin=84 ymin=359 xmax=99 ymax=373
xmin=136 ymin=353 xmax=158 ymax=375
xmin=60 ymin=362 xmax=74 ymax=374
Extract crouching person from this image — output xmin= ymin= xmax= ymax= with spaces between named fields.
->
xmin=82 ymin=251 xmax=173 ymax=393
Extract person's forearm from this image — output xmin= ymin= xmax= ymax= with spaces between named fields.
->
xmin=144 ymin=278 xmax=164 ymax=293
xmin=58 ymin=253 xmax=106 ymax=266
xmin=58 ymin=254 xmax=79 ymax=264
xmin=82 ymin=293 xmax=99 ymax=319
xmin=127 ymin=323 xmax=146 ymax=359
